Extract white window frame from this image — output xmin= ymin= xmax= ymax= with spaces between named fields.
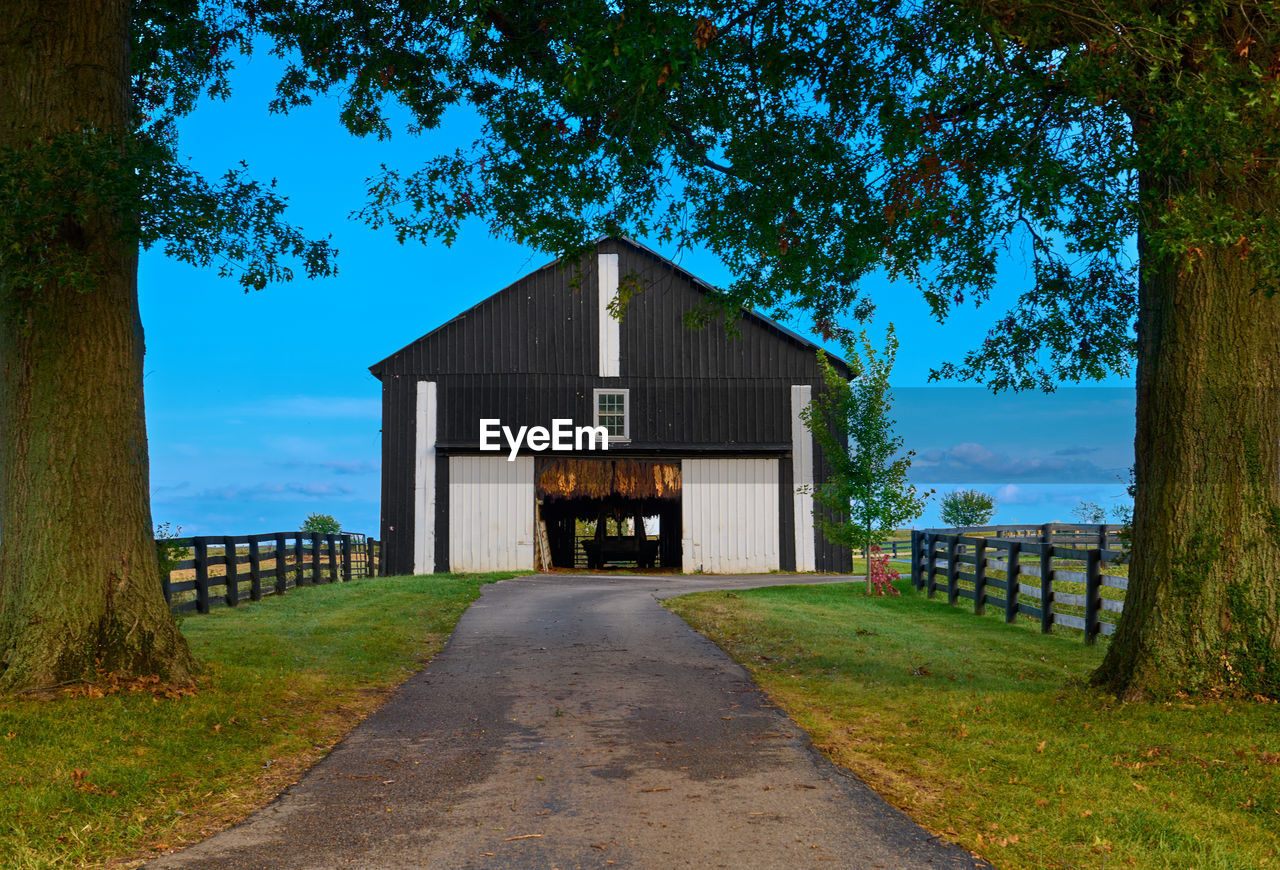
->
xmin=593 ymin=388 xmax=630 ymax=443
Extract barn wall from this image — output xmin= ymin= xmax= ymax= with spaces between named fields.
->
xmin=430 ymin=373 xmax=794 ymax=449
xmin=682 ymin=458 xmax=780 ymax=573
xmin=447 ymin=456 xmax=535 ymax=572
xmin=373 ymin=238 xmax=854 ymax=576
xmin=813 ymin=440 xmax=854 ymax=573
xmin=379 ymin=374 xmax=417 ymax=576
xmin=372 ymin=255 xmax=598 ymax=376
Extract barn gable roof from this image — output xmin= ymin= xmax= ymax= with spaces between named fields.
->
xmin=369 ymin=237 xmax=852 ymax=379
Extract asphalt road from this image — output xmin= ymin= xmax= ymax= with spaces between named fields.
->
xmin=147 ymin=573 xmax=989 ymax=869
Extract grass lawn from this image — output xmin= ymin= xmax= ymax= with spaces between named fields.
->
xmin=666 ymin=580 xmax=1280 ymax=870
xmin=0 ymin=571 xmax=522 ymax=869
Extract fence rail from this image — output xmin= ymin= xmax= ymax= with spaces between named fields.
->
xmin=160 ymin=532 xmax=381 ymax=615
xmin=909 ymin=523 xmax=1128 ymax=644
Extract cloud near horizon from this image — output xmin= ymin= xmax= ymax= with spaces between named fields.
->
xmin=158 ymin=481 xmax=357 ymax=503
xmin=281 ymin=459 xmax=379 ymax=475
xmin=911 ymin=441 xmax=1123 ymax=484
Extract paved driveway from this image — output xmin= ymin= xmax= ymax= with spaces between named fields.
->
xmin=148 ymin=574 xmax=988 ymax=869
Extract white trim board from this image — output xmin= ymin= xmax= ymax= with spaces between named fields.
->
xmin=598 ymin=252 xmax=620 ymax=377
xmin=791 ymin=384 xmax=816 ymax=572
xmin=413 ymin=380 xmax=437 ymax=575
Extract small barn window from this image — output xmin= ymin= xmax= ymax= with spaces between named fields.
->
xmin=594 ymin=388 xmax=630 ymax=441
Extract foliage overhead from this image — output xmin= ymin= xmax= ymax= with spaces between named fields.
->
xmin=10 ymin=1 xmax=1270 ymax=383
xmin=0 ymin=3 xmax=337 ymax=298
xmin=803 ymin=326 xmax=928 ymax=560
xmin=938 ymin=489 xmax=997 ymax=528
xmin=216 ymin=0 xmax=1278 ymax=389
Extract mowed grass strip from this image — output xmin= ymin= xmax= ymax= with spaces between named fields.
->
xmin=0 ymin=571 xmax=522 ymax=869
xmin=666 ymin=581 xmax=1280 ymax=870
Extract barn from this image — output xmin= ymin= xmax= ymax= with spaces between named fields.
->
xmin=370 ymin=237 xmax=853 ymax=576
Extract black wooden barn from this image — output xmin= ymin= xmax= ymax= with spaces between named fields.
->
xmin=370 ymin=237 xmax=853 ymax=575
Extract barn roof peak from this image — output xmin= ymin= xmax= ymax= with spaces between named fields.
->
xmin=370 ymin=237 xmax=852 ymax=378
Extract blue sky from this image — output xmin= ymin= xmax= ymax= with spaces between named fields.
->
xmin=141 ymin=48 xmax=1135 ymax=537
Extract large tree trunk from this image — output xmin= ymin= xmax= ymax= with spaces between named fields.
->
xmin=1093 ymin=173 xmax=1280 ymax=700
xmin=0 ymin=1 xmax=195 ymax=691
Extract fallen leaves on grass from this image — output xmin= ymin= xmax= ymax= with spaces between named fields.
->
xmin=64 ymin=672 xmax=198 ymax=700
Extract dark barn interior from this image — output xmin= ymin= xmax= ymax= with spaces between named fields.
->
xmin=536 ymin=458 xmax=682 ymax=570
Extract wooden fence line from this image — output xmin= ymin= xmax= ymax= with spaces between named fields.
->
xmin=908 ymin=523 xmax=1128 ymax=645
xmin=160 ymin=532 xmax=382 ymax=616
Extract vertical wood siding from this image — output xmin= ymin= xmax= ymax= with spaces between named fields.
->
xmin=682 ymin=458 xmax=780 ymax=573
xmin=380 ymin=374 xmax=417 ymax=576
xmin=447 ymin=456 xmax=535 ymax=572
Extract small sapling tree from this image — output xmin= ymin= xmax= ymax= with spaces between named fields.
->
xmin=939 ymin=490 xmax=997 ymax=528
xmin=803 ymin=325 xmax=928 ymax=594
xmin=1071 ymin=500 xmax=1108 ymax=524
xmin=866 ymin=545 xmax=902 ymax=597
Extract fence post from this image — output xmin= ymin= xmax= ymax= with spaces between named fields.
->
xmin=925 ymin=533 xmax=938 ymax=597
xmin=946 ymin=535 xmax=960 ymax=605
xmin=910 ymin=530 xmax=922 ymax=590
xmin=193 ymin=537 xmax=210 ymax=614
xmin=1040 ymin=541 xmax=1054 ymax=634
xmin=1005 ymin=541 xmax=1021 ymax=624
xmin=327 ymin=533 xmax=339 ymax=582
xmin=973 ymin=537 xmax=987 ymax=615
xmin=275 ymin=533 xmax=289 ymax=594
xmin=342 ymin=534 xmax=353 ymax=582
xmin=248 ymin=537 xmax=263 ymax=601
xmin=295 ymin=534 xmax=306 ymax=585
xmin=1085 ymin=548 xmax=1102 ymax=644
xmin=1098 ymin=523 xmax=1109 ymax=551
xmin=223 ymin=535 xmax=239 ymax=606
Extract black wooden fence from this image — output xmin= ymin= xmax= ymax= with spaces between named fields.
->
xmin=160 ymin=532 xmax=382 ymax=615
xmin=909 ymin=523 xmax=1129 ymax=644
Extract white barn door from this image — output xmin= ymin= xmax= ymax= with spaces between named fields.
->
xmin=682 ymin=458 xmax=780 ymax=573
xmin=448 ymin=456 xmax=535 ymax=572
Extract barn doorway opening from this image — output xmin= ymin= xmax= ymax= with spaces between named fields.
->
xmin=535 ymin=458 xmax=682 ymax=570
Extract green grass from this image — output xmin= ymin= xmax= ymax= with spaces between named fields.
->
xmin=0 ymin=571 xmax=521 ymax=869
xmin=666 ymin=581 xmax=1280 ymax=870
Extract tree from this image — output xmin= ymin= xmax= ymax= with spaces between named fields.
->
xmin=300 ymin=513 xmax=342 ymax=535
xmin=0 ymin=4 xmax=334 ymax=692
xmin=803 ymin=326 xmax=928 ymax=592
xmin=939 ymin=491 xmax=997 ymax=529
xmin=299 ymin=0 xmax=1277 ymax=700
